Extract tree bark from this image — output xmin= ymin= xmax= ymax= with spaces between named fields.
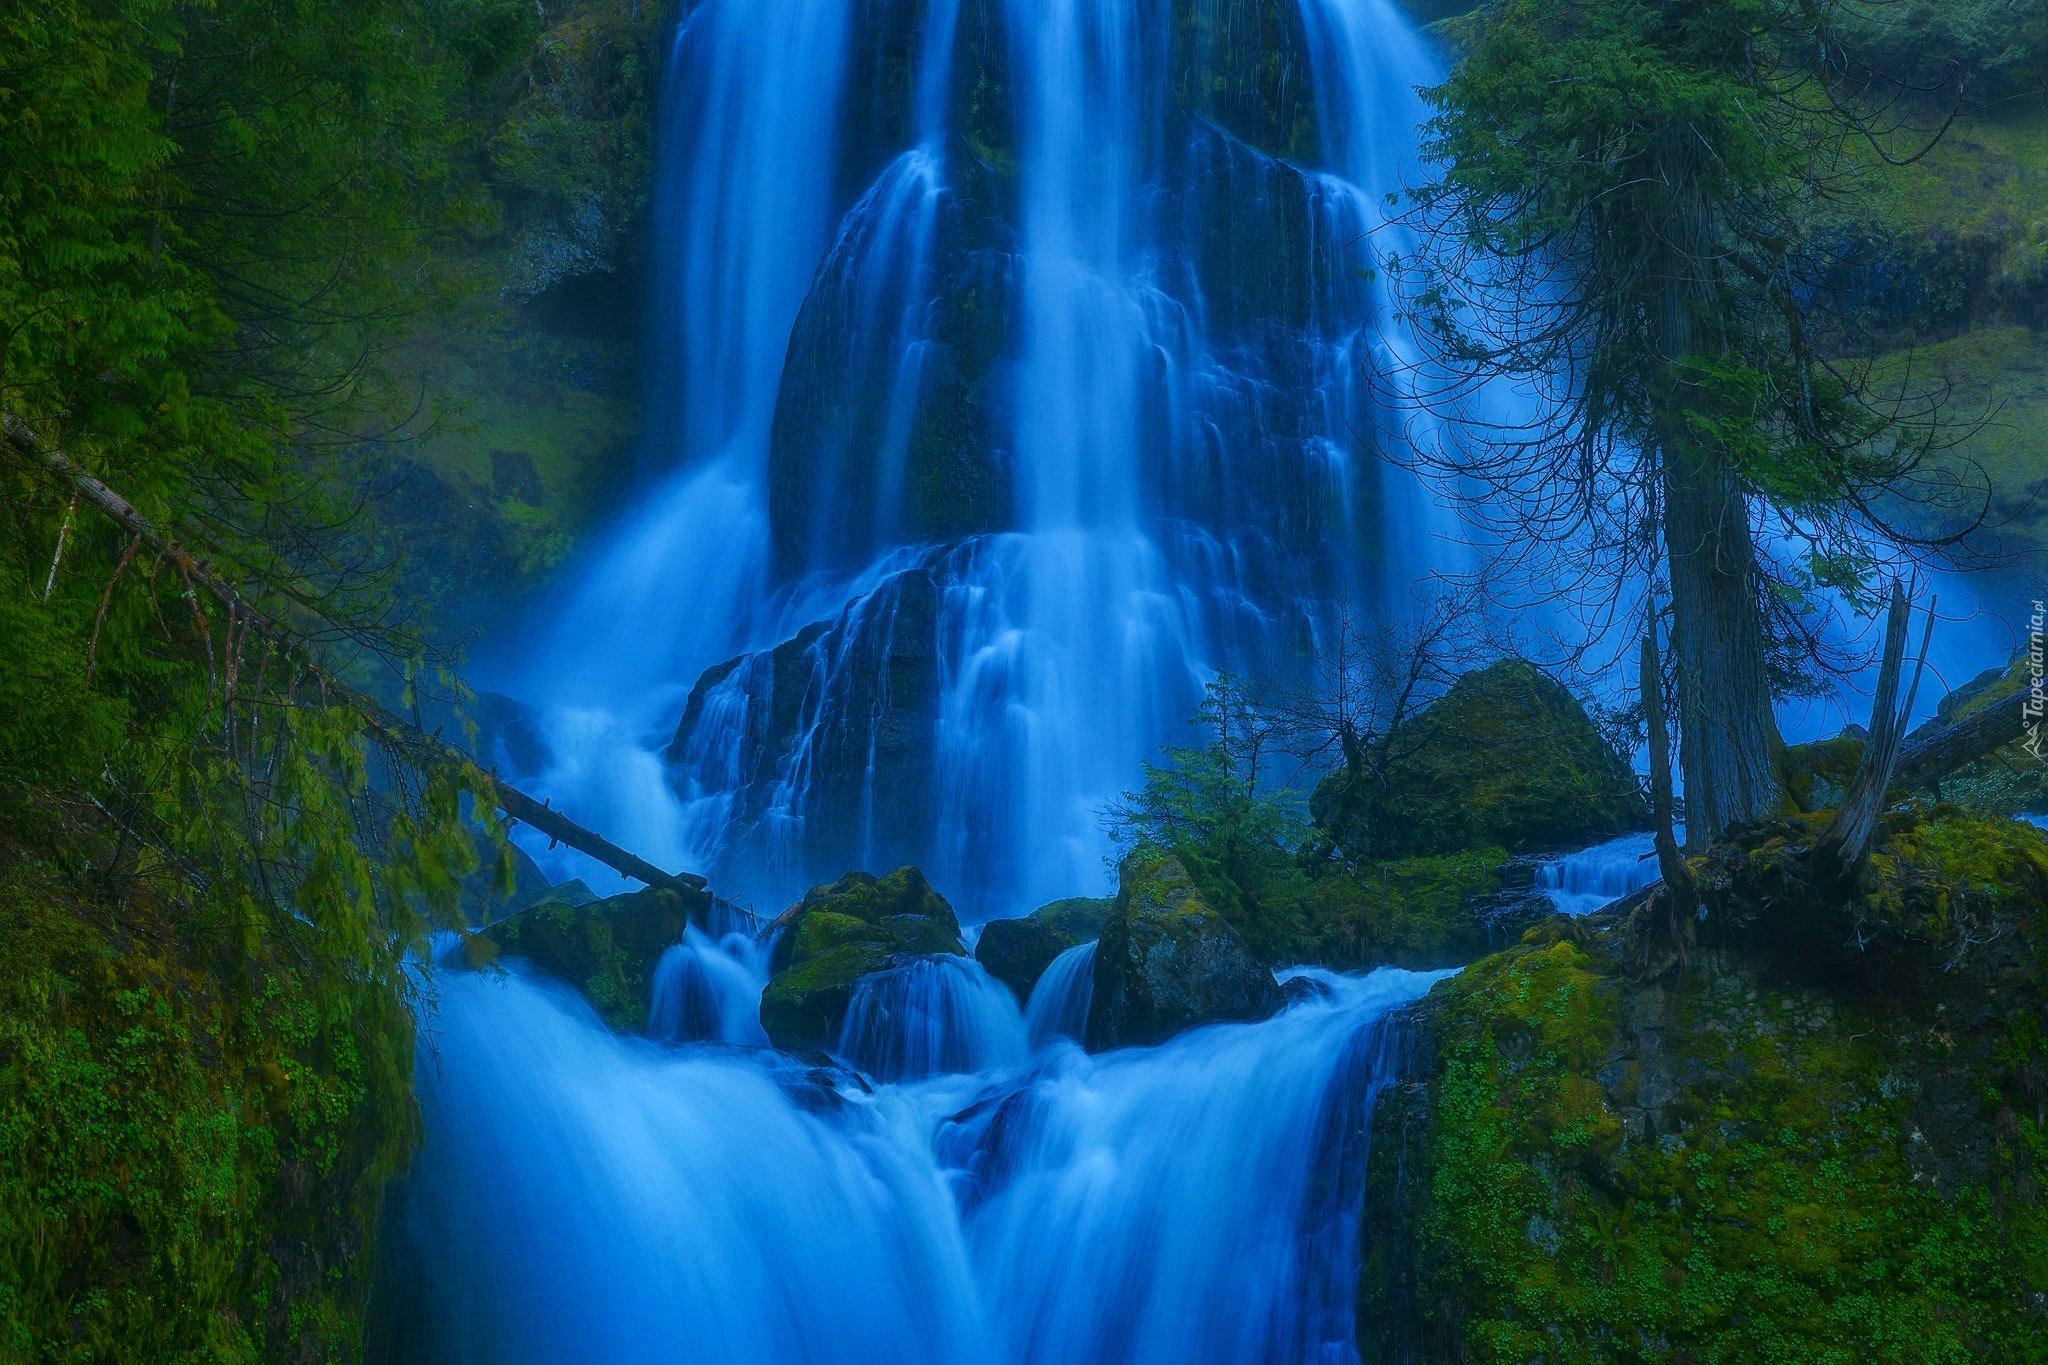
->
xmin=1642 ymin=628 xmax=1694 ymax=912
xmin=1663 ymin=448 xmax=1784 ymax=844
xmin=1894 ymin=687 xmax=2035 ymax=793
xmin=1813 ymin=582 xmax=1929 ymax=890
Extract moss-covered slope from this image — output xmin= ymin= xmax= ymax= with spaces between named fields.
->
xmin=0 ymin=808 xmax=414 ymax=1362
xmin=1363 ymin=809 xmax=2048 ymax=1361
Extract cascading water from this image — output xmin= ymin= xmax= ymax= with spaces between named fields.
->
xmin=388 ymin=950 xmax=1449 ymax=1363
xmin=1025 ymin=939 xmax=1097 ymax=1046
xmin=1536 ymin=829 xmax=1686 ymax=916
xmin=397 ymin=3 xmax=1504 ymax=1359
xmin=479 ymin=0 xmax=1473 ymax=917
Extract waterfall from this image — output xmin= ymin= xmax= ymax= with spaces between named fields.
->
xmin=1024 ymin=939 xmax=1097 ymax=1047
xmin=647 ymin=926 xmax=772 ymax=1046
xmin=387 ymin=955 xmax=1451 ymax=1363
xmin=1535 ymin=829 xmax=1684 ymax=916
xmin=406 ymin=3 xmax=1487 ymax=1347
xmin=473 ymin=0 xmax=1478 ymax=917
xmin=839 ymin=955 xmax=1031 ymax=1081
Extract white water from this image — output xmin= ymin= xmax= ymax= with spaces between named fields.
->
xmin=395 ymin=949 xmax=1449 ymax=1363
xmin=476 ymin=0 xmax=1474 ymax=916
xmin=402 ymin=4 xmax=1477 ymax=1353
xmin=1025 ymin=939 xmax=1098 ymax=1047
xmin=1536 ymin=828 xmax=1685 ymax=916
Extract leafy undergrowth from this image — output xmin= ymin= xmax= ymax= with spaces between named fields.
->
xmin=1365 ymin=811 xmax=2048 ymax=1362
xmin=0 ymin=804 xmax=415 ymax=1362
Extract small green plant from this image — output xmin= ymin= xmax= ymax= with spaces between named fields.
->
xmin=1103 ymin=676 xmax=1312 ymax=961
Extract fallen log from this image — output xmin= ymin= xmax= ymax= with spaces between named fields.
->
xmin=3 ymin=412 xmax=707 ymax=896
xmin=1893 ymin=685 xmax=2036 ymax=795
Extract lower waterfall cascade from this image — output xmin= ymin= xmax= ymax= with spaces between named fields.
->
xmin=385 ymin=946 xmax=1451 ymax=1364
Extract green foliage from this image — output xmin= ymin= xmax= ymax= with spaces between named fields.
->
xmin=1843 ymin=0 xmax=2048 ymax=104
xmin=0 ymin=0 xmax=542 ymax=1353
xmin=1104 ymin=677 xmax=1311 ymax=962
xmin=1407 ymin=0 xmax=1981 ymax=620
xmin=0 ymin=811 xmax=415 ymax=1362
xmin=1293 ymin=846 xmax=1511 ymax=970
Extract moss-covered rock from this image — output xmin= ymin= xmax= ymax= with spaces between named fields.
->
xmin=973 ymin=895 xmax=1113 ymax=1002
xmin=1362 ymin=810 xmax=2048 ymax=1362
xmin=1085 ymin=854 xmax=1284 ymax=1050
xmin=1315 ymin=659 xmax=1645 ymax=861
xmin=758 ymin=867 xmax=966 ymax=1050
xmin=1294 ymin=846 xmax=1545 ymax=970
xmin=1034 ymin=895 xmax=1113 ymax=940
xmin=468 ymin=883 xmax=708 ymax=1032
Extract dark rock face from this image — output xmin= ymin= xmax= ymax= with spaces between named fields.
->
xmin=668 ymin=567 xmax=944 ymax=892
xmin=1085 ymin=854 xmax=1284 ymax=1050
xmin=758 ymin=866 xmax=967 ymax=1050
xmin=972 ymin=894 xmax=1113 ymax=1002
xmin=467 ymin=884 xmax=710 ymax=1032
xmin=974 ymin=915 xmax=1073 ymax=1004
xmin=1314 ymin=660 xmax=1645 ymax=861
xmin=1358 ymin=811 xmax=2048 ymax=1362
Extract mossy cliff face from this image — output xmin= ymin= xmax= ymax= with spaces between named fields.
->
xmin=759 ymin=867 xmax=967 ymax=1050
xmin=1314 ymin=660 xmax=1645 ymax=863
xmin=468 ymin=883 xmax=710 ymax=1033
xmin=1361 ymin=810 xmax=2048 ymax=1362
xmin=0 ymin=817 xmax=413 ymax=1361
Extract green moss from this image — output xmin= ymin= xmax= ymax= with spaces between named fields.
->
xmin=1318 ymin=660 xmax=1644 ymax=861
xmin=474 ymin=885 xmax=704 ymax=1032
xmin=1781 ymin=734 xmax=1867 ymax=812
xmin=757 ymin=868 xmax=966 ymax=1050
xmin=1370 ymin=812 xmax=2048 ymax=1362
xmin=0 ymin=812 xmax=413 ymax=1361
xmin=1297 ymin=847 xmax=1513 ymax=970
xmin=1033 ymin=896 xmax=1113 ymax=940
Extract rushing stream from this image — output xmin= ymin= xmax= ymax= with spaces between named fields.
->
xmin=390 ymin=946 xmax=1449 ymax=1363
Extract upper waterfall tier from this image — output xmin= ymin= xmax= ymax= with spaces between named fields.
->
xmin=504 ymin=0 xmax=1469 ymax=918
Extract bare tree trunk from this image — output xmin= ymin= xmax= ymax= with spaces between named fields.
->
xmin=1642 ymin=628 xmax=1694 ymax=914
xmin=1894 ymin=687 xmax=2034 ymax=792
xmin=1813 ymin=581 xmax=1929 ymax=891
xmin=1663 ymin=448 xmax=1784 ymax=843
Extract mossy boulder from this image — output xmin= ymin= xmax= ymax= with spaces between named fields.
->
xmin=973 ymin=895 xmax=1113 ymax=1002
xmin=1361 ymin=810 xmax=2048 ymax=1361
xmin=467 ymin=884 xmax=707 ymax=1033
xmin=1314 ymin=659 xmax=1644 ymax=861
xmin=1085 ymin=854 xmax=1284 ymax=1050
xmin=759 ymin=867 xmax=966 ymax=1050
xmin=1292 ymin=846 xmax=1545 ymax=971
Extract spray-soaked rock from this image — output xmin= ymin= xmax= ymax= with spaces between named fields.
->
xmin=1085 ymin=855 xmax=1283 ymax=1050
xmin=973 ymin=895 xmax=1111 ymax=1003
xmin=759 ymin=867 xmax=967 ymax=1050
xmin=463 ymin=884 xmax=710 ymax=1032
